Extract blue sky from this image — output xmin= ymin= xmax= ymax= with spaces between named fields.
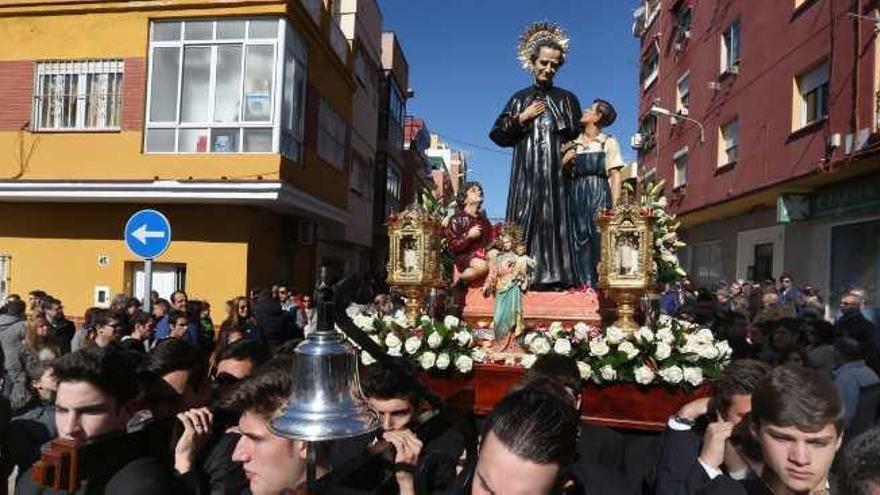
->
xmin=378 ymin=0 xmax=642 ymax=218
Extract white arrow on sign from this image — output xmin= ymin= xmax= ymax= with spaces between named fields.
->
xmin=132 ymin=224 xmax=167 ymax=245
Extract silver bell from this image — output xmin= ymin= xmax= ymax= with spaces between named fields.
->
xmin=270 ymin=271 xmax=379 ymax=441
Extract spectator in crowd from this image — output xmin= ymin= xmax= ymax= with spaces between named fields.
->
xmin=212 ymin=339 xmax=269 ymax=385
xmin=171 ymin=291 xmax=188 ymax=312
xmin=16 ymin=346 xmax=177 ymax=494
xmin=832 ymin=337 xmax=879 ymax=439
xmin=698 ymin=366 xmax=843 ymax=495
xmin=655 ymin=359 xmax=771 ymax=495
xmin=198 ymin=301 xmax=214 ymax=349
xmin=120 ymin=311 xmax=156 ymax=353
xmin=757 ymin=318 xmax=803 ymax=364
xmin=167 ymin=310 xmax=190 ymax=341
xmin=776 ymin=347 xmax=808 ymax=367
xmin=70 ymin=306 xmax=99 ymax=353
xmin=297 ymin=293 xmax=317 ymax=336
xmin=217 ymin=296 xmax=256 ymax=351
xmin=778 ymin=274 xmax=803 ymax=312
xmin=277 ymin=285 xmax=296 ymax=314
xmin=41 ymin=297 xmax=74 ymax=355
xmin=804 ymin=320 xmax=837 ymax=378
xmin=837 ymin=291 xmax=877 ymax=358
xmin=518 ymin=356 xmax=631 ymax=493
xmin=253 ymin=287 xmax=298 ymax=348
xmin=25 ymin=290 xmax=46 ymax=317
xmin=466 ymin=387 xmax=580 ymax=495
xmin=839 ymin=426 xmax=880 ymax=495
xmin=90 ymin=310 xmax=125 ymax=349
xmin=184 ymin=300 xmax=206 ymax=349
xmin=799 ymin=286 xmax=825 ymax=320
xmin=153 ymin=298 xmax=171 ymax=341
xmin=849 ymin=287 xmax=878 ymax=327
xmin=222 ymin=363 xmax=327 ymax=495
xmin=0 ymin=300 xmax=28 ymax=408
xmin=138 ymin=339 xmax=208 ymax=422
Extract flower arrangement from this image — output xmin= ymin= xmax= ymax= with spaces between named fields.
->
xmin=351 ymin=311 xmax=730 ymax=388
xmin=351 ymin=312 xmax=488 ymax=374
xmin=633 ymin=180 xmax=687 ymax=284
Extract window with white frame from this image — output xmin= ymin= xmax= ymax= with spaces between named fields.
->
xmin=676 ymin=72 xmax=690 ymax=114
xmin=796 ymin=61 xmax=829 ymax=128
xmin=145 ymin=18 xmax=307 ymax=155
xmin=645 ymin=0 xmax=661 ymax=29
xmin=640 ymin=44 xmax=659 ymax=89
xmin=719 ymin=118 xmax=739 ymax=166
xmin=33 ymin=60 xmax=123 ymax=131
xmin=721 ymin=20 xmax=741 ymax=74
xmin=673 ymin=147 xmax=688 ymax=188
xmin=318 ymin=98 xmax=347 ymax=170
xmin=639 ymin=113 xmax=657 ymax=151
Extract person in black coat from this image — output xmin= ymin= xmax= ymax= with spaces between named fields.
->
xmin=252 ymin=288 xmax=301 ymax=348
xmin=655 ymin=360 xmax=771 ymax=495
xmin=15 ymin=347 xmax=177 ymax=494
xmin=43 ymin=298 xmax=75 ymax=355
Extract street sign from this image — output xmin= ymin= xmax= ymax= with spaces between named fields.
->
xmin=124 ymin=209 xmax=172 ymax=260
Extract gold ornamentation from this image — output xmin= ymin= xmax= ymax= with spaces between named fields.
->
xmin=597 ymin=191 xmax=656 ymax=336
xmin=386 ymin=203 xmax=443 ymax=325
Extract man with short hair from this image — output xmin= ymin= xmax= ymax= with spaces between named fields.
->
xmin=213 ymin=339 xmax=268 ymax=382
xmin=167 ymin=310 xmax=189 ymax=340
xmin=832 ymin=337 xmax=879 ymax=438
xmin=139 ymin=339 xmax=207 ymax=421
xmin=838 ymin=292 xmax=877 ymax=357
xmin=222 ymin=365 xmax=325 ymax=495
xmin=469 ymin=387 xmax=579 ymax=495
xmin=152 ymin=299 xmax=171 ymax=340
xmin=120 ymin=311 xmax=155 ymax=353
xmin=15 ymin=347 xmax=176 ymax=494
xmin=170 ymin=291 xmax=188 ymax=312
xmin=701 ymin=365 xmax=844 ymax=494
xmin=42 ymin=297 xmax=75 ymax=354
xmin=91 ymin=309 xmax=125 ymax=349
xmin=656 ymin=359 xmax=772 ymax=495
xmin=0 ymin=299 xmax=28 ymax=402
xmin=840 ymin=426 xmax=880 ymax=495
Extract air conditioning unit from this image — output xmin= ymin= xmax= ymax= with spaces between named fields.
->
xmin=630 ymin=132 xmax=644 ymax=149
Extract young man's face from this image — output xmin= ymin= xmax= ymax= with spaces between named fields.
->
xmin=216 ymin=358 xmax=255 ymax=381
xmin=723 ymin=393 xmax=752 ymax=425
xmin=757 ymin=422 xmax=841 ymax=493
xmin=472 ymin=431 xmax=559 ymax=495
xmin=55 ymin=380 xmax=131 ymax=441
xmin=170 ymin=317 xmax=189 ymax=339
xmin=172 ymin=293 xmax=188 ymax=311
xmin=369 ymin=397 xmax=414 ymax=432
xmin=232 ymin=410 xmax=307 ymax=495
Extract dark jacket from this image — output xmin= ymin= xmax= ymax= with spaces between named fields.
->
xmin=48 ymin=318 xmax=75 ymax=355
xmin=253 ymin=298 xmax=300 ymax=348
xmin=178 ymin=431 xmax=246 ymax=495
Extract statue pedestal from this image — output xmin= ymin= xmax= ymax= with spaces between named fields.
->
xmin=462 ymin=287 xmax=601 ymax=326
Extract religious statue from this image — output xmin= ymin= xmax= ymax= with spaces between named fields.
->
xmin=443 ymin=182 xmax=494 ymax=286
xmin=489 ymin=22 xmax=582 ymax=290
xmin=561 ymin=99 xmax=625 ymax=287
xmin=483 ymin=224 xmax=531 ymax=352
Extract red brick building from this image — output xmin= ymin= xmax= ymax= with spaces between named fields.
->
xmin=634 ymin=0 xmax=880 ymax=308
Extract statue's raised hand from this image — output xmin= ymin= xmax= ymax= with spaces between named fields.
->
xmin=518 ymin=99 xmax=546 ymax=124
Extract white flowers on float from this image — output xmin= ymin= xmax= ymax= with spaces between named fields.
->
xmin=634 ymin=365 xmax=655 ymax=385
xmin=654 ymin=342 xmax=672 ymax=361
xmin=635 ymin=326 xmax=654 ymax=343
xmin=443 ymin=315 xmax=460 ymax=328
xmin=471 ymin=348 xmax=487 ymax=363
xmin=384 ymin=333 xmax=402 ymax=349
xmin=618 ymin=341 xmax=639 ymax=360
xmin=427 ymin=332 xmax=443 ymax=349
xmin=659 ymin=366 xmax=683 ymax=384
xmin=589 ymin=338 xmax=610 ymax=357
xmin=605 ymin=326 xmax=626 ymax=344
xmin=455 ymin=330 xmax=473 ymax=346
xmin=553 ymin=338 xmax=572 ymax=356
xmin=361 ymin=350 xmax=376 ymax=366
xmin=600 ymin=365 xmax=617 ymax=380
xmin=577 ymin=361 xmax=592 ymax=379
xmin=455 ymin=355 xmax=474 ymax=373
xmin=521 ymin=354 xmax=538 ymax=369
xmin=419 ymin=351 xmax=437 ymax=370
xmin=436 ymin=353 xmax=451 ymax=370
xmin=404 ymin=336 xmax=422 ymax=355
xmin=683 ymin=367 xmax=704 ymax=386
xmin=530 ymin=336 xmax=551 ymax=355
xmin=573 ymin=322 xmax=590 ymax=341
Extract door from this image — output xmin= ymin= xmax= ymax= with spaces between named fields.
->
xmin=131 ymin=262 xmax=186 ymax=301
xmin=753 ymin=243 xmax=774 ymax=282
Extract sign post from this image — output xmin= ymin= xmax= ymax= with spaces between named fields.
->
xmin=124 ymin=209 xmax=172 ymax=314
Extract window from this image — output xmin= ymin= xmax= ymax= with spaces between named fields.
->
xmin=639 ymin=113 xmax=657 ymax=151
xmin=645 ymin=0 xmax=661 ymax=28
xmin=721 ymin=20 xmax=741 ymax=74
xmin=33 ymin=60 xmax=123 ymax=130
xmin=675 ymin=3 xmax=693 ymax=32
xmin=350 ymin=155 xmax=369 ymax=195
xmin=386 ymin=163 xmax=402 ymax=215
xmin=673 ymin=147 xmax=688 ymax=188
xmin=796 ymin=61 xmax=829 ymax=128
xmin=387 ymin=80 xmax=405 ymax=151
xmin=145 ymin=19 xmax=307 ymax=155
xmin=693 ymin=242 xmax=722 ymax=288
xmin=318 ymin=98 xmax=347 ymax=170
xmin=719 ymin=118 xmax=739 ymax=166
xmin=676 ymin=72 xmax=690 ymax=114
xmin=640 ymin=44 xmax=659 ymax=89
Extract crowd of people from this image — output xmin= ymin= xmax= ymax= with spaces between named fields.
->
xmin=0 ymin=281 xmax=875 ymax=494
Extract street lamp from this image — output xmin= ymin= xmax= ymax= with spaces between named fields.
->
xmin=649 ymin=105 xmax=705 ymax=144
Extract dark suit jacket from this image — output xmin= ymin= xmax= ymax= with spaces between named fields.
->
xmin=16 ymin=456 xmax=177 ymax=495
xmin=655 ymin=426 xmax=715 ymax=495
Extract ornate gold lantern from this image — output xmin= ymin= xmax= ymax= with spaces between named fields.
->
xmin=597 ymin=195 xmax=655 ymax=336
xmin=386 ymin=203 xmax=443 ymax=325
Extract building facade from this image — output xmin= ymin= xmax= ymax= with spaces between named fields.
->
xmin=0 ymin=0 xmax=360 ymax=315
xmin=633 ymin=0 xmax=880 ymax=307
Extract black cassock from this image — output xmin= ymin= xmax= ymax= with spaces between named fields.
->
xmin=489 ymin=84 xmax=581 ymax=289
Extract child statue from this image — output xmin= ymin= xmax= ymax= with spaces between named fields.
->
xmin=483 ymin=225 xmax=530 ymax=352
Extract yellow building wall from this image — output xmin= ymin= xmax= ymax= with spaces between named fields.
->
xmin=0 ymin=202 xmax=270 ymax=318
xmin=0 ymin=0 xmax=354 ymax=210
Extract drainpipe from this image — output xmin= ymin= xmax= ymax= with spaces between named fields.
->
xmin=852 ymin=0 xmax=861 ymax=152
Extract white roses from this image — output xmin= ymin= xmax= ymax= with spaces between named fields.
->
xmin=521 ymin=354 xmax=538 ymax=369
xmin=553 ymin=338 xmax=572 ymax=356
xmin=589 ymin=339 xmax=610 ymax=357
xmin=455 ymin=355 xmax=474 ymax=373
xmin=634 ymin=365 xmax=655 ymax=384
xmin=530 ymin=337 xmax=551 ymax=355
xmin=404 ymin=336 xmax=422 ymax=355
xmin=419 ymin=351 xmax=437 ymax=370
xmin=427 ymin=332 xmax=443 ymax=349
xmin=683 ymin=367 xmax=704 ymax=386
xmin=659 ymin=366 xmax=683 ymax=384
xmin=605 ymin=326 xmax=626 ymax=344
xmin=618 ymin=341 xmax=639 ymax=360
xmin=600 ymin=365 xmax=617 ymax=380
xmin=443 ymin=315 xmax=460 ymax=328
xmin=436 ymin=353 xmax=451 ymax=370
xmin=577 ymin=361 xmax=592 ymax=379
xmin=654 ymin=342 xmax=672 ymax=361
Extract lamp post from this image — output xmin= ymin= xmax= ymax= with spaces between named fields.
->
xmin=649 ymin=105 xmax=705 ymax=144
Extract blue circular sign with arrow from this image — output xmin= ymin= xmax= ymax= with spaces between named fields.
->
xmin=124 ymin=209 xmax=172 ymax=259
